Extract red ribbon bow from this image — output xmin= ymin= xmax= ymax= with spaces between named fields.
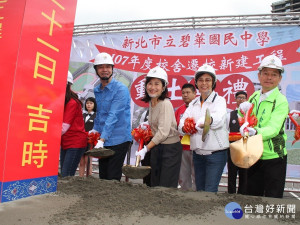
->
xmin=131 ymin=124 xmax=153 ymax=144
xmin=87 ymin=132 xmax=100 ymax=147
xmin=183 ymin=117 xmax=197 ymax=134
xmin=288 ymin=112 xmax=300 ymax=145
xmin=238 ymin=104 xmax=258 ymax=128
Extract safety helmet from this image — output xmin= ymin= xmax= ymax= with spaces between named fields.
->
xmin=194 ymin=64 xmax=216 ymax=89
xmin=146 ymin=66 xmax=168 ymax=86
xmin=258 ymin=55 xmax=284 ymax=73
xmin=93 ymin=52 xmax=114 ymax=66
xmin=67 ymin=71 xmax=73 ymax=84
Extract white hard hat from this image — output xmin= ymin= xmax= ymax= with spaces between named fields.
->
xmin=146 ymin=66 xmax=168 ymax=86
xmin=67 ymin=71 xmax=73 ymax=84
xmin=258 ymin=55 xmax=284 ymax=73
xmin=93 ymin=52 xmax=114 ymax=66
xmin=195 ymin=64 xmax=216 ymax=83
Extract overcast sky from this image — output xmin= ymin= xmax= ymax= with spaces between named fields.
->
xmin=74 ymin=0 xmax=277 ymax=25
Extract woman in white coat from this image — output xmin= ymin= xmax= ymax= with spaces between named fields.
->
xmin=178 ymin=64 xmax=229 ymax=192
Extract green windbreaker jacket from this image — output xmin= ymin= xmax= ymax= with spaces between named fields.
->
xmin=248 ymin=87 xmax=289 ymax=160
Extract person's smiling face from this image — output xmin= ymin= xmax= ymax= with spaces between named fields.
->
xmin=196 ymin=73 xmax=213 ymax=95
xmin=146 ymin=78 xmax=164 ymax=98
xmin=258 ymin=67 xmax=282 ymax=93
xmin=96 ymin=64 xmax=113 ymax=80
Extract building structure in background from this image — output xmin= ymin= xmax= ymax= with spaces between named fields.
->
xmin=73 ymin=13 xmax=300 ymax=35
xmin=272 ymin=0 xmax=300 ymax=13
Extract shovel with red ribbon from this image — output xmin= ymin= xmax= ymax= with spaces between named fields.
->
xmin=230 ymin=103 xmax=263 ymax=168
xmin=131 ymin=124 xmax=153 ymax=166
xmin=288 ymin=111 xmax=300 ymax=145
xmin=122 ymin=124 xmax=153 ymax=179
xmin=238 ymin=103 xmax=258 ymax=136
xmin=85 ymin=132 xmax=115 ymax=158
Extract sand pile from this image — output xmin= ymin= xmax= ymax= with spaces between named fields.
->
xmin=1 ymin=176 xmax=300 ymax=225
xmin=46 ymin=176 xmax=300 ymax=225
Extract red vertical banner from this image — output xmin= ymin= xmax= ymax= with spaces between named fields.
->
xmin=0 ymin=0 xmax=77 ymax=203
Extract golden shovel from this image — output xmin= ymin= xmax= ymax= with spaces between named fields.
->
xmin=85 ymin=147 xmax=115 ymax=158
xmin=230 ymin=130 xmax=263 ymax=169
xmin=202 ymin=108 xmax=211 ymax=142
xmin=122 ymin=139 xmax=151 ymax=179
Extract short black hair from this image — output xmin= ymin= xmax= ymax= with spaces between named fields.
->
xmin=84 ymin=97 xmax=97 ymax=112
xmin=182 ymin=83 xmax=196 ymax=92
xmin=235 ymin=91 xmax=247 ymax=99
xmin=141 ymin=77 xmax=169 ymax=103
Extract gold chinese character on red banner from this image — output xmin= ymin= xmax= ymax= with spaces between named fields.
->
xmin=22 ymin=140 xmax=48 ymax=168
xmin=33 ymin=52 xmax=56 ymax=84
xmin=27 ymin=104 xmax=52 ymax=132
xmin=41 ymin=10 xmax=62 ymax=36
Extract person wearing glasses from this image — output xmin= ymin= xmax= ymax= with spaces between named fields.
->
xmin=178 ymin=64 xmax=229 ymax=192
xmin=227 ymin=91 xmax=248 ymax=194
xmin=239 ymin=55 xmax=289 ymax=198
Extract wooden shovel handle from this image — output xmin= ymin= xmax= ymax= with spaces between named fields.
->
xmin=135 ymin=139 xmax=144 ymax=167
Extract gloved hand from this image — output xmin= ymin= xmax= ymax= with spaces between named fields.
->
xmin=135 ymin=145 xmax=148 ymax=160
xmin=89 ymin=129 xmax=98 ymax=134
xmin=94 ymin=140 xmax=104 ymax=148
xmin=239 ymin=101 xmax=252 ymax=112
xmin=195 ymin=117 xmax=205 ymax=131
xmin=139 ymin=121 xmax=149 ymax=130
xmin=290 ymin=110 xmax=300 ymax=120
xmin=239 ymin=122 xmax=249 ymax=137
xmin=239 ymin=122 xmax=257 ymax=137
xmin=247 ymin=127 xmax=257 ymax=136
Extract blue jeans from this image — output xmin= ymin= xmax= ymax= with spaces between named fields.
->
xmin=60 ymin=148 xmax=86 ymax=177
xmin=193 ymin=150 xmax=227 ymax=192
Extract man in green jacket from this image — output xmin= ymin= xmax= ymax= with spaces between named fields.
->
xmin=239 ymin=55 xmax=289 ymax=198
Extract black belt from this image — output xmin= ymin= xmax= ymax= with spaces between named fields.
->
xmin=211 ymin=149 xmax=227 ymax=154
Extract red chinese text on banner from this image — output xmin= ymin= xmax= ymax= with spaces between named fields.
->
xmin=95 ymin=40 xmax=300 ymax=75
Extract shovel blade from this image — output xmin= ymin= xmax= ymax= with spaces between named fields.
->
xmin=122 ymin=165 xmax=151 ymax=179
xmin=229 ymin=134 xmax=263 ymax=168
xmin=202 ymin=108 xmax=210 ymax=142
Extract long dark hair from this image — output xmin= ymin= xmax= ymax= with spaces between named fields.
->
xmin=65 ymin=83 xmax=82 ymax=106
xmin=141 ymin=77 xmax=169 ymax=103
xmin=84 ymin=97 xmax=97 ymax=112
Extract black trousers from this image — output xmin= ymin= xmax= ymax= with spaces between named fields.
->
xmin=98 ymin=141 xmax=131 ymax=181
xmin=150 ymin=142 xmax=182 ymax=188
xmin=247 ymin=155 xmax=287 ymax=198
xmin=227 ymin=149 xmax=247 ymax=194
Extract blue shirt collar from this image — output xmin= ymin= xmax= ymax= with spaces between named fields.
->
xmin=96 ymin=79 xmax=115 ymax=92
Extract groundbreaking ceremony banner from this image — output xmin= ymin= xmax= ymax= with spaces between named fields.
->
xmin=69 ymin=25 xmax=300 ymax=178
xmin=0 ymin=0 xmax=77 ymax=202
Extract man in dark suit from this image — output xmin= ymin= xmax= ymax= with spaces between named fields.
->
xmin=227 ymin=91 xmax=248 ymax=194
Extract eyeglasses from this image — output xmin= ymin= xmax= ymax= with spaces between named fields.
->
xmin=236 ymin=96 xmax=246 ymax=100
xmin=197 ymin=78 xmax=212 ymax=83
